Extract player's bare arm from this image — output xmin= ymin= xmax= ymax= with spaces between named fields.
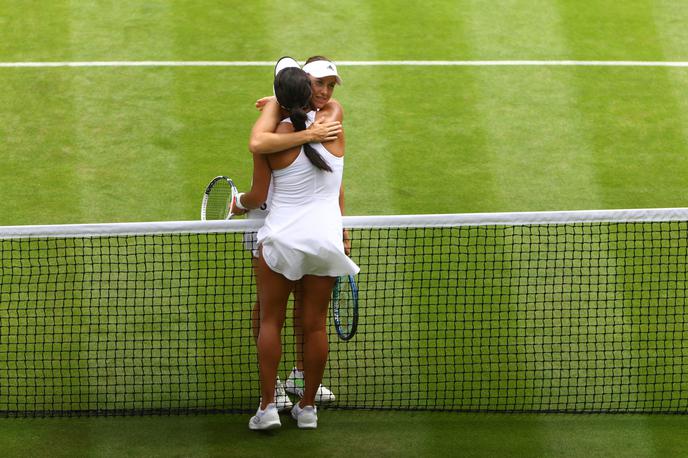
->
xmin=231 ymin=153 xmax=271 ymax=214
xmin=249 ymin=99 xmax=341 ymax=155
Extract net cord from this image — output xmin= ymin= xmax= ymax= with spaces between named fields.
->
xmin=2 ymin=207 xmax=688 ymax=238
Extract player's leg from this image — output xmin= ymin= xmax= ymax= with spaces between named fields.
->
xmin=291 ymin=275 xmax=335 ymax=429
xmin=249 ymin=254 xmax=293 ymax=430
xmin=252 ymin=257 xmax=292 ymax=411
xmin=286 ymin=281 xmax=336 ymax=402
xmin=255 ymin=254 xmax=292 ymax=409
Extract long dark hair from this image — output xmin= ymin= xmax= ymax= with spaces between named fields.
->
xmin=274 ymin=67 xmax=332 ymax=172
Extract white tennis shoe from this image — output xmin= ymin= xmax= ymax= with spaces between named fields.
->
xmin=291 ymin=403 xmax=318 ymax=429
xmin=284 ymin=368 xmax=336 ymax=403
xmin=248 ymin=403 xmax=281 ymax=431
xmin=259 ymin=377 xmax=293 ymax=412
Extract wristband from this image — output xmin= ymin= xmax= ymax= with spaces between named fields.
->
xmin=235 ymin=193 xmax=247 ymax=210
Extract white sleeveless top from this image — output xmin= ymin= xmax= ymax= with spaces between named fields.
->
xmin=256 ymin=113 xmax=360 ymax=280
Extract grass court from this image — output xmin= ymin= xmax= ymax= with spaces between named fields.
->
xmin=2 ymin=1 xmax=688 ymax=456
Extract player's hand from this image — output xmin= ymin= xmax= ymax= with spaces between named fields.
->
xmin=255 ymin=96 xmax=276 ymax=111
xmin=229 ymin=196 xmax=247 ymax=216
xmin=308 ymin=119 xmax=342 ymax=143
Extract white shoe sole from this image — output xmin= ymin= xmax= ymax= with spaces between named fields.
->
xmin=291 ymin=406 xmax=318 ymax=429
xmin=297 ymin=418 xmax=317 ymax=429
xmin=249 ymin=404 xmax=282 ymax=431
xmin=249 ymin=417 xmax=281 ymax=430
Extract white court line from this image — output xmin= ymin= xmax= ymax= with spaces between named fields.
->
xmin=0 ymin=61 xmax=273 ymax=68
xmin=2 ymin=60 xmax=688 ymax=68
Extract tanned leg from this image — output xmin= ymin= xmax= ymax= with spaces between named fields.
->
xmin=255 ymin=255 xmax=293 ymax=409
xmin=299 ymin=275 xmax=336 ymax=407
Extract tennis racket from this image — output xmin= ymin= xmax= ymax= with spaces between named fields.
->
xmin=201 ymin=176 xmax=239 ymax=220
xmin=332 ymin=275 xmax=359 ymax=340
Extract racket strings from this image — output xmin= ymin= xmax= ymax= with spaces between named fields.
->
xmin=205 ymin=180 xmax=234 ymax=220
xmin=333 ymin=276 xmax=358 ymax=340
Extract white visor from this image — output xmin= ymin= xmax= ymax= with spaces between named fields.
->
xmin=273 ymin=56 xmax=301 ymax=97
xmin=302 ymin=60 xmax=342 ymax=85
xmin=274 ymin=56 xmax=300 ymax=77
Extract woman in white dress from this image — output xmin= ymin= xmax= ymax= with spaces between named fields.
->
xmin=242 ymin=57 xmax=346 ymax=408
xmin=235 ymin=63 xmax=359 ymax=430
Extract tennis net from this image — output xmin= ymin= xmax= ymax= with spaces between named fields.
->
xmin=1 ymin=208 xmax=687 ymax=416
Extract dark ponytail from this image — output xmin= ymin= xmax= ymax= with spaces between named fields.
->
xmin=289 ymin=108 xmax=332 ymax=172
xmin=274 ymin=67 xmax=332 ymax=172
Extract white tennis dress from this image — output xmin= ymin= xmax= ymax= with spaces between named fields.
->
xmin=256 ymin=115 xmax=360 ymax=281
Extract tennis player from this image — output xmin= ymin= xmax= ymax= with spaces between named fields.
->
xmin=235 ymin=62 xmax=359 ymax=430
xmin=246 ymin=56 xmax=348 ymax=406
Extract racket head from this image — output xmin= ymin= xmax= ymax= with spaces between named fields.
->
xmin=201 ymin=176 xmax=238 ymax=221
xmin=332 ymin=274 xmax=359 ymax=341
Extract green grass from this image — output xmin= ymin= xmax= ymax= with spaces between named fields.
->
xmin=2 ymin=413 xmax=688 ymax=457
xmin=3 ymin=0 xmax=688 ymax=456
xmin=4 ymin=65 xmax=688 ymax=223
xmin=2 ymin=1 xmax=688 ymax=223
